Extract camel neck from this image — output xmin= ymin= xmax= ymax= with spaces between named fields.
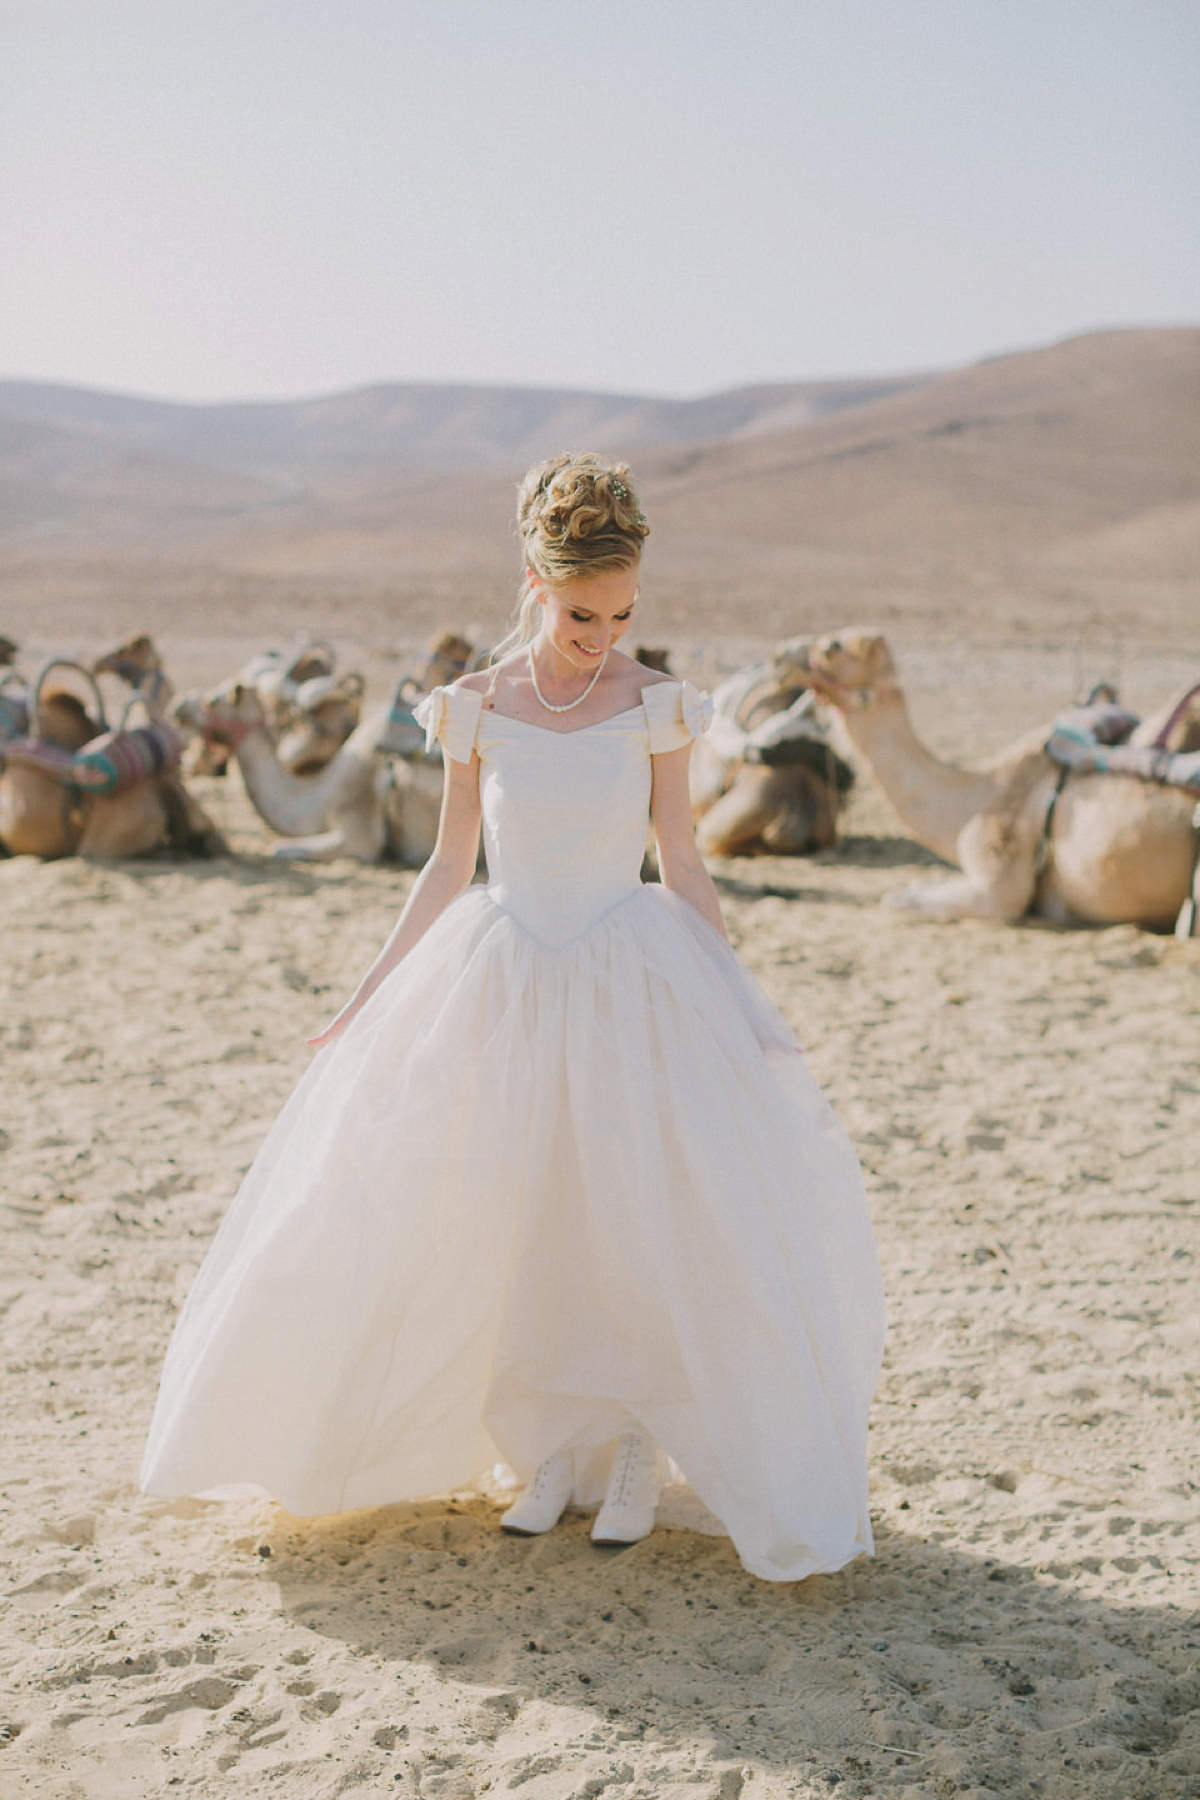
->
xmin=840 ymin=688 xmax=999 ymax=863
xmin=235 ymin=727 xmax=334 ymax=837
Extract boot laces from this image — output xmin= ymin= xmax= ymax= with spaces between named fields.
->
xmin=609 ymin=1434 xmax=648 ymax=1507
xmin=531 ymin=1454 xmax=565 ymax=1498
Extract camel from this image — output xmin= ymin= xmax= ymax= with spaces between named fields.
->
xmin=175 ymin=680 xmax=444 ymax=864
xmin=138 ymin=637 xmax=355 ymax=779
xmin=92 ymin=632 xmax=365 ymax=779
xmin=689 ymin=646 xmax=855 ymax=857
xmin=93 ymin=633 xmax=173 ymax=711
xmin=633 ymin=645 xmax=672 ymax=675
xmin=0 ymin=657 xmax=223 ymax=860
xmin=275 ymin=672 xmax=365 ymax=776
xmin=790 ymin=629 xmax=1199 ymax=929
xmin=395 ymin=630 xmax=476 ymax=701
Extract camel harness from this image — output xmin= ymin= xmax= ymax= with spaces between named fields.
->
xmin=0 ymin=661 xmax=182 ymax=795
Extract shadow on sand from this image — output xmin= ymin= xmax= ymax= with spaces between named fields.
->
xmin=268 ymin=1495 xmax=1198 ymax=1799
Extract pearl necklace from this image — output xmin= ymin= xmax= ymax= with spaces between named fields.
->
xmin=528 ymin=642 xmax=609 ymax=713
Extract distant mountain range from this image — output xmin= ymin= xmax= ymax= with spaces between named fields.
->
xmin=2 ymin=328 xmax=1197 ymax=650
xmin=0 ymin=370 xmax=929 ymax=475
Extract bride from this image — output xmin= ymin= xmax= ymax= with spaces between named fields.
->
xmin=141 ymin=452 xmax=886 ymax=1584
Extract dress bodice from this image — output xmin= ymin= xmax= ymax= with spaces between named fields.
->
xmin=416 ymin=679 xmax=712 ymax=948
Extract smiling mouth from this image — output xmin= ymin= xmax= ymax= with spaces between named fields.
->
xmin=573 ymin=642 xmax=604 ymax=658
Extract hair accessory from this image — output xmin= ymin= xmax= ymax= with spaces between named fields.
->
xmin=611 ymin=480 xmax=628 ymax=499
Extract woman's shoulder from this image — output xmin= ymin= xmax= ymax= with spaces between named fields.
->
xmin=607 ymin=651 xmax=675 ymax=702
xmin=630 ymin=667 xmax=676 ymax=697
xmin=455 ymin=651 xmax=529 ymax=702
xmin=454 ymin=664 xmax=499 ymax=699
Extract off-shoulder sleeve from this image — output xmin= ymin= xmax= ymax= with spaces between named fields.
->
xmin=412 ymin=684 xmax=484 ymax=764
xmin=641 ymin=679 xmax=715 ymax=754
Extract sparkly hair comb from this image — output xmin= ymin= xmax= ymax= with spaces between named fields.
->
xmin=611 ymin=479 xmax=628 ymax=499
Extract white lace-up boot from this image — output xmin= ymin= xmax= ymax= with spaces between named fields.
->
xmin=499 ymin=1450 xmax=574 ymax=1536
xmin=591 ymin=1431 xmax=661 ymax=1545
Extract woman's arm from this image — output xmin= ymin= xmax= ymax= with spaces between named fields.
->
xmin=306 ymin=750 xmax=482 ymax=1046
xmin=649 ymin=743 xmax=729 ymax=941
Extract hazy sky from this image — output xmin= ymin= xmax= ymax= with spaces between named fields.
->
xmin=2 ymin=0 xmax=1197 ymax=401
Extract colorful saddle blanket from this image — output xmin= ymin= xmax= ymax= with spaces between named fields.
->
xmin=2 ymin=719 xmax=181 ymax=793
xmin=375 ymin=681 xmax=431 ymax=759
xmin=1046 ymin=697 xmax=1200 ymax=796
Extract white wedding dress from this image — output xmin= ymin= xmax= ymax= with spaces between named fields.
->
xmin=141 ymin=679 xmax=885 ymax=1582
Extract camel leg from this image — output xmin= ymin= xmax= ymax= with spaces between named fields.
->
xmin=271 ymin=808 xmax=385 ymax=862
xmin=695 ymin=771 xmax=783 ymax=856
xmin=760 ymin=768 xmax=838 ymax=852
xmin=883 ymin=869 xmax=1036 ymax=919
xmin=76 ymin=786 xmax=169 ymax=858
xmin=156 ymin=779 xmax=228 ymax=856
xmin=271 ymin=829 xmax=354 ymax=862
xmin=0 ymin=771 xmax=77 ymax=857
xmin=883 ymin=806 xmax=1040 ymax=920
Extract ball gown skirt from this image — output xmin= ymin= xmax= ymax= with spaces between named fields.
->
xmin=141 ymin=679 xmax=886 ymax=1583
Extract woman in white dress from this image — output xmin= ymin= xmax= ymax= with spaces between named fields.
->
xmin=141 ymin=454 xmax=885 ymax=1584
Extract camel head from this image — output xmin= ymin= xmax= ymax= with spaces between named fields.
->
xmin=176 ymin=680 xmax=270 ymax=751
xmin=769 ymin=638 xmax=816 ymax=689
xmin=420 ymin=630 xmax=474 ymax=690
xmin=36 ymin=687 xmax=103 ymax=751
xmin=277 ymin=672 xmax=365 ymax=775
xmin=800 ymin=630 xmax=898 ymax=710
xmin=285 ymin=641 xmax=337 ymax=686
xmin=94 ymin=634 xmax=161 ymax=683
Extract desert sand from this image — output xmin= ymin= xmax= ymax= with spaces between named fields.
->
xmin=2 ymin=629 xmax=1198 ymax=1800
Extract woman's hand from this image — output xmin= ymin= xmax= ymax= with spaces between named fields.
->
xmin=305 ymin=1008 xmax=356 ymax=1050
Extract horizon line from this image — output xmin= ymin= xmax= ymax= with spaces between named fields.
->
xmin=3 ymin=320 xmax=1195 ymax=413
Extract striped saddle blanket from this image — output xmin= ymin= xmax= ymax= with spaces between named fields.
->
xmin=2 ymin=719 xmax=182 ymax=793
xmin=1046 ymin=692 xmax=1200 ymax=797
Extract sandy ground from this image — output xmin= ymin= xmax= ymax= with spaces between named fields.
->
xmin=2 ymin=640 xmax=1199 ymax=1800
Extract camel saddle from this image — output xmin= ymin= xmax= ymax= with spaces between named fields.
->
xmin=738 ymin=690 xmax=856 ymax=791
xmin=375 ymin=680 xmax=430 ymax=759
xmin=2 ymin=718 xmax=182 ymax=793
xmin=1046 ymin=687 xmax=1200 ymax=797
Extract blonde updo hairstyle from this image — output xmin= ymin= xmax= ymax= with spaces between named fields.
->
xmin=492 ymin=453 xmax=650 ymax=661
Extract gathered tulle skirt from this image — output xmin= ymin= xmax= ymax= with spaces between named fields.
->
xmin=141 ymin=883 xmax=885 ymax=1583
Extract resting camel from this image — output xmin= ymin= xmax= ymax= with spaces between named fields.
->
xmin=792 ymin=629 xmax=1198 ymax=929
xmin=93 ymin=633 xmax=173 ymax=711
xmin=273 ymin=633 xmax=482 ymax=777
xmin=275 ymin=672 xmax=365 ymax=776
xmin=690 ymin=646 xmax=855 ymax=857
xmin=0 ymin=657 xmax=223 ymax=860
xmin=175 ymin=681 xmax=444 ymax=863
xmin=395 ymin=630 xmax=476 ymax=700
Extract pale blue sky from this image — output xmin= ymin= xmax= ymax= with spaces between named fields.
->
xmin=1 ymin=0 xmax=1196 ymax=400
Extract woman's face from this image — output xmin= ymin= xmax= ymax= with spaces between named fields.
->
xmin=532 ymin=566 xmax=639 ymax=671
